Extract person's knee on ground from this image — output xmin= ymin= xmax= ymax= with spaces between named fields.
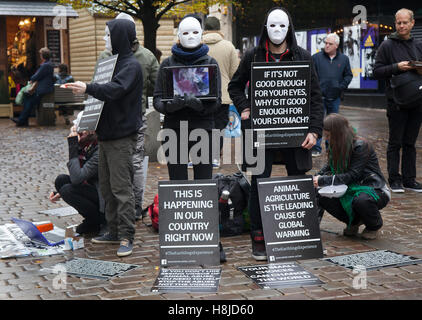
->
xmin=54 ymin=174 xmax=70 ymax=192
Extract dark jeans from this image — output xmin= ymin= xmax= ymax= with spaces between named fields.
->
xmin=55 ymin=174 xmax=105 ymax=227
xmin=99 ymin=134 xmax=137 ymax=241
xmin=164 ymin=128 xmax=213 ymax=180
xmin=386 ymin=104 xmax=422 ymax=185
xmin=313 ymin=97 xmax=340 ymax=153
xmin=18 ymin=93 xmax=41 ymax=125
xmin=249 ymin=148 xmax=306 ymax=232
xmin=318 ymin=189 xmax=389 ymax=231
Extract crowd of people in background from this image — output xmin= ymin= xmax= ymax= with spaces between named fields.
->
xmin=26 ymin=6 xmax=420 ymax=260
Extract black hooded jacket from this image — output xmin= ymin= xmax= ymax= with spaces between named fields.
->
xmin=228 ymin=7 xmax=324 ymax=171
xmin=86 ymin=19 xmax=143 ymax=141
xmin=228 ymin=7 xmax=323 ymax=137
xmin=374 ymin=32 xmax=422 ymax=104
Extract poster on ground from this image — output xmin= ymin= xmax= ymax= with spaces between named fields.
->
xmin=257 ymin=175 xmax=323 ymax=262
xmin=158 ymin=180 xmax=219 ymax=267
xmin=238 ymin=262 xmax=323 ymax=289
xmin=151 ymin=268 xmax=221 ymax=293
xmin=78 ymin=54 xmax=118 ymax=131
xmin=251 ymin=61 xmax=311 ymax=148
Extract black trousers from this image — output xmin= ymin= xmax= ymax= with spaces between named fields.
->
xmin=318 ymin=189 xmax=389 ymax=231
xmin=55 ymin=174 xmax=105 ymax=227
xmin=164 ymin=128 xmax=213 ymax=180
xmin=249 ymin=148 xmax=306 ymax=232
xmin=386 ymin=104 xmax=422 ymax=185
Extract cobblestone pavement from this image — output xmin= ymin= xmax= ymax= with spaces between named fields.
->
xmin=0 ymin=106 xmax=422 ymax=301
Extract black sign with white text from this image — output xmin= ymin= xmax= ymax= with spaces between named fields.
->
xmin=151 ymin=268 xmax=221 ymax=293
xmin=257 ymin=175 xmax=323 ymax=262
xmin=251 ymin=61 xmax=311 ymax=148
xmin=238 ymin=263 xmax=323 ymax=289
xmin=78 ymin=54 xmax=118 ymax=131
xmin=159 ymin=180 xmax=220 ymax=267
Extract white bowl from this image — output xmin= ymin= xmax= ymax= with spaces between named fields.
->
xmin=318 ymin=184 xmax=348 ymax=198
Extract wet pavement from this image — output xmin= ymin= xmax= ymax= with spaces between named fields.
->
xmin=0 ymin=106 xmax=422 ymax=301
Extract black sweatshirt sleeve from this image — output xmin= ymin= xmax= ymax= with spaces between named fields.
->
xmin=373 ymin=40 xmax=400 ymax=80
xmin=86 ymin=61 xmax=141 ymax=102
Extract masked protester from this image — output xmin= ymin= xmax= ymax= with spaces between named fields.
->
xmin=314 ymin=114 xmax=391 ymax=240
xmin=153 ymin=15 xmax=227 ymax=262
xmin=65 ymin=19 xmax=143 ymax=257
xmin=153 ymin=15 xmax=222 ymax=180
xmin=97 ymin=12 xmax=159 ymax=221
xmin=49 ymin=112 xmax=106 ymax=235
xmin=228 ymin=7 xmax=324 ymax=261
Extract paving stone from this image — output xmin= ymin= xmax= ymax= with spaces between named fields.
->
xmin=1 ymin=107 xmax=422 ymax=300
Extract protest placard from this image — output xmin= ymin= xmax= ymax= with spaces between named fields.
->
xmin=257 ymin=175 xmax=323 ymax=262
xmin=251 ymin=61 xmax=311 ymax=148
xmin=78 ymin=54 xmax=118 ymax=131
xmin=159 ymin=180 xmax=219 ymax=267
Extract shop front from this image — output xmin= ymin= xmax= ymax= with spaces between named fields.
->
xmin=0 ymin=1 xmax=77 ymax=117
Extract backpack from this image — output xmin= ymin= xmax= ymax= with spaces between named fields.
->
xmin=214 ymin=171 xmax=251 ymax=237
xmin=142 ymin=194 xmax=159 ymax=232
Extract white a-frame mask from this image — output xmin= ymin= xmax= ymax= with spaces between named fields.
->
xmin=266 ymin=9 xmax=289 ymax=45
xmin=178 ymin=17 xmax=202 ymax=49
xmin=104 ymin=26 xmax=112 ymax=52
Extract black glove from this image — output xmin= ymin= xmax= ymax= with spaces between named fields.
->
xmin=185 ymin=93 xmax=203 ymax=112
xmin=165 ymin=95 xmax=185 ymax=113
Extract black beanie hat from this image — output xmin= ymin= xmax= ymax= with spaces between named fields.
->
xmin=204 ymin=16 xmax=220 ymax=31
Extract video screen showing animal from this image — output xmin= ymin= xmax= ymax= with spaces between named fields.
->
xmin=173 ymin=67 xmax=210 ymax=97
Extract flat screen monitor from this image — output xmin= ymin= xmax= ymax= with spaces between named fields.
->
xmin=162 ymin=64 xmax=218 ymax=101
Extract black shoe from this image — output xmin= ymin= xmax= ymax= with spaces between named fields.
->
xmin=403 ymin=181 xmax=422 ymax=193
xmin=219 ymin=242 xmax=226 ymax=263
xmin=76 ymin=220 xmax=99 ymax=235
xmin=251 ymin=230 xmax=267 ymax=261
xmin=10 ymin=117 xmax=19 ymax=124
xmin=135 ymin=206 xmax=147 ymax=221
xmin=390 ymin=181 xmax=404 ymax=193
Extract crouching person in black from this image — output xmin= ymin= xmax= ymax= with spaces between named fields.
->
xmin=313 ymin=114 xmax=391 ymax=240
xmin=49 ymin=118 xmax=106 ymax=235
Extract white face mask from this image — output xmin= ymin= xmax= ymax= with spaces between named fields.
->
xmin=104 ymin=26 xmax=112 ymax=52
xmin=266 ymin=10 xmax=289 ymax=45
xmin=178 ymin=17 xmax=202 ymax=49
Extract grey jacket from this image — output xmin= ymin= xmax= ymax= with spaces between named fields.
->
xmin=66 ymin=136 xmax=104 ymax=213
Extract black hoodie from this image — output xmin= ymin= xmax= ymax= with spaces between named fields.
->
xmin=374 ymin=32 xmax=422 ymax=102
xmin=228 ymin=7 xmax=323 ymax=139
xmin=86 ymin=19 xmax=143 ymax=141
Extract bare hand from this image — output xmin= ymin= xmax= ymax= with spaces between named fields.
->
xmin=49 ymin=191 xmax=61 ymax=203
xmin=241 ymin=108 xmax=250 ymax=120
xmin=62 ymin=81 xmax=87 ymax=94
xmin=313 ymin=176 xmax=320 ymax=188
xmin=397 ymin=61 xmax=414 ymax=71
xmin=302 ymin=133 xmax=317 ymax=150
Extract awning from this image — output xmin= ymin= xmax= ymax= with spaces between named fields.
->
xmin=0 ymin=1 xmax=78 ymax=17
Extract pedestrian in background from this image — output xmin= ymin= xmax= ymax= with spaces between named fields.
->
xmin=12 ymin=47 xmax=54 ymax=127
xmin=311 ymin=33 xmax=353 ymax=157
xmin=65 ymin=18 xmax=143 ymax=257
xmin=98 ymin=12 xmax=159 ymax=220
xmin=203 ymin=16 xmax=240 ymax=168
xmin=374 ymin=8 xmax=422 ymax=193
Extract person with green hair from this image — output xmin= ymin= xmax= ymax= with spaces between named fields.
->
xmin=313 ymin=113 xmax=391 ymax=240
